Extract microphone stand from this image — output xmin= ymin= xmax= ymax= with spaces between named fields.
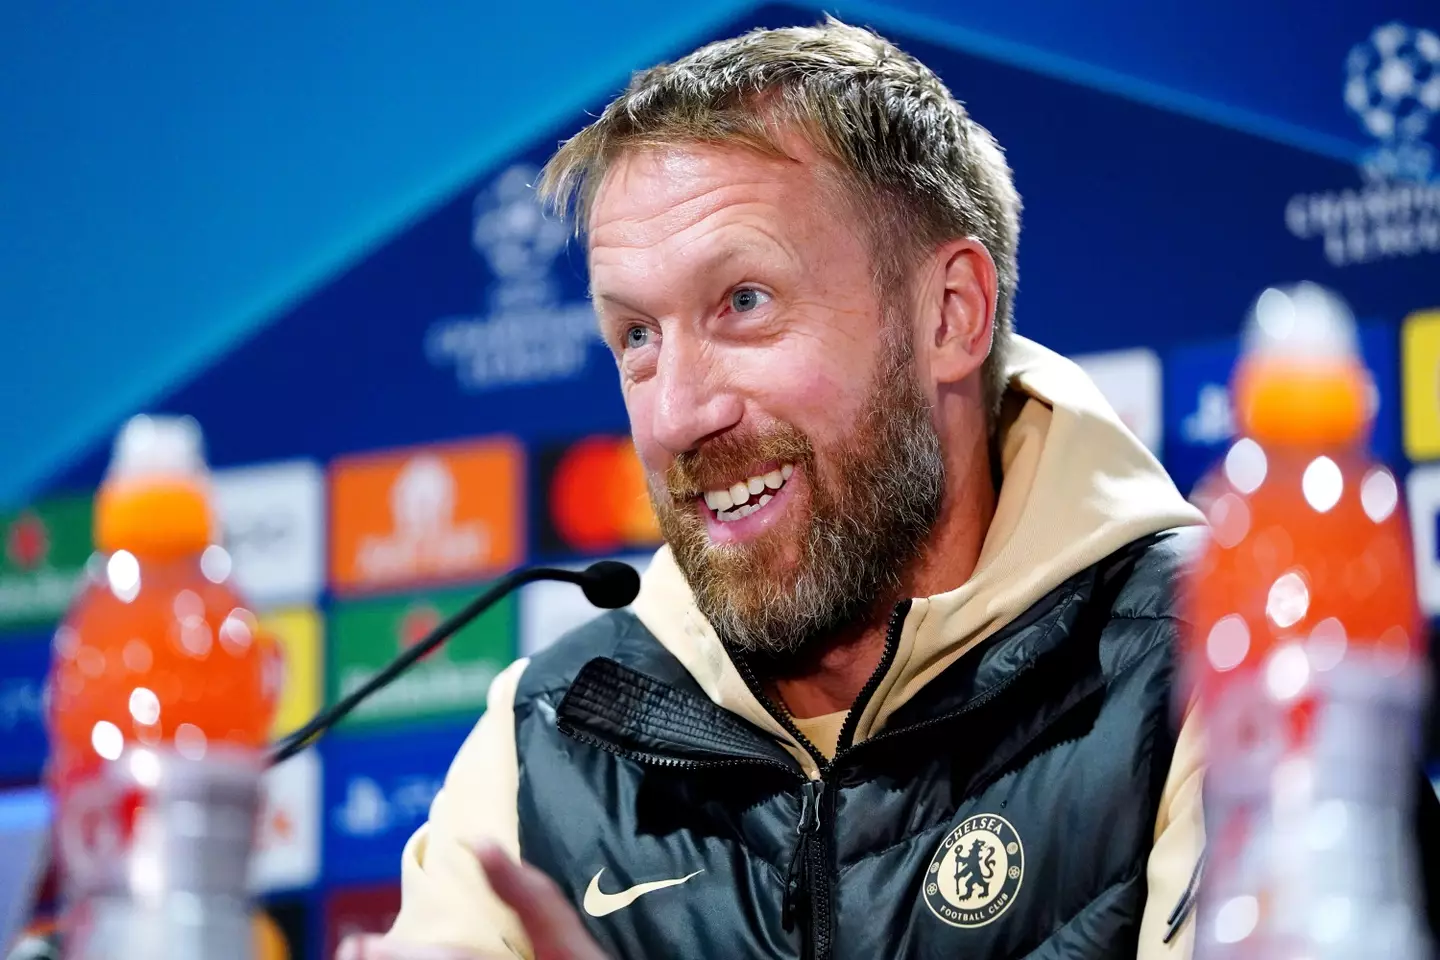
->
xmin=268 ymin=564 xmax=633 ymax=765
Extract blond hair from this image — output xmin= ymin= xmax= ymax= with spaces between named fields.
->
xmin=539 ymin=17 xmax=1022 ymax=420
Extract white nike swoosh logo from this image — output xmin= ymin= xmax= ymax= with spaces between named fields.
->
xmin=582 ymin=867 xmax=704 ymax=917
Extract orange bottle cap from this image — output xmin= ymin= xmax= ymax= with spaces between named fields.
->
xmin=94 ymin=415 xmax=216 ymax=557
xmin=1232 ymin=283 xmax=1373 ymax=448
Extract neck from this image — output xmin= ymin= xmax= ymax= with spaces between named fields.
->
xmin=770 ymin=437 xmax=998 ymax=720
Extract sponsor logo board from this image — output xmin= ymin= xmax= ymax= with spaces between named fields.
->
xmin=259 ymin=607 xmax=322 ymax=739
xmin=322 ymin=725 xmax=470 ymax=883
xmin=1407 ymin=464 xmax=1440 ymax=616
xmin=1072 ymin=348 xmax=1164 ymax=455
xmin=0 ymin=497 xmax=91 ymax=632
xmin=329 ymin=438 xmax=523 ymax=595
xmin=323 ymin=884 xmax=402 ymax=958
xmin=249 ymin=749 xmax=322 ymax=894
xmin=535 ymin=437 xmax=661 ymax=558
xmin=327 ymin=588 xmax=514 ymax=728
xmin=213 ymin=460 xmax=325 ymax=609
xmin=1402 ymin=308 xmax=1440 ymax=460
xmin=0 ymin=634 xmax=50 ymax=779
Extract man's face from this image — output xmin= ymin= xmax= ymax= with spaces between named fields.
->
xmin=587 ymin=142 xmax=944 ymax=655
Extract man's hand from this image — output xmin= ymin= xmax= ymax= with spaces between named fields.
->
xmin=335 ymin=843 xmax=608 ymax=960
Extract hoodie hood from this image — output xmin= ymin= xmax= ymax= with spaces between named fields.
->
xmin=631 ymin=335 xmax=1204 ymax=775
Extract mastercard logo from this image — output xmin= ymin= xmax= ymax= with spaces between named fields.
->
xmin=545 ymin=437 xmax=661 ymax=554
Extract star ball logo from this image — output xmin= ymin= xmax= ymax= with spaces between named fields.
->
xmin=1346 ymin=23 xmax=1440 ymax=182
xmin=1286 ymin=21 xmax=1440 ymax=267
xmin=426 ymin=163 xmax=602 ymax=392
xmin=923 ymin=814 xmax=1024 ymax=929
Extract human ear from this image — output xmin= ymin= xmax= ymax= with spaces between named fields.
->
xmin=923 ymin=238 xmax=997 ymax=386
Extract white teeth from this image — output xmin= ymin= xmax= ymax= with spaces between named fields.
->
xmin=714 ymin=492 xmax=776 ymax=522
xmin=704 ymin=489 xmax=733 ymax=511
xmin=705 ymin=463 xmax=796 ymax=519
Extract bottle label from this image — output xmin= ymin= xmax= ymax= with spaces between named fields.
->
xmin=56 ymin=773 xmax=144 ymax=898
xmin=1194 ymin=649 xmax=1431 ymax=958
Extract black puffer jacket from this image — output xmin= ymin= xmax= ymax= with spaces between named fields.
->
xmin=514 ymin=529 xmax=1198 ymax=958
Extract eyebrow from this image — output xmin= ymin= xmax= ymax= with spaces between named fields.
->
xmin=591 ymin=290 xmax=659 ymax=321
xmin=589 ymin=238 xmax=787 ymax=313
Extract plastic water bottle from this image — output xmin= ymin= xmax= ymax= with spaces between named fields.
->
xmin=47 ymin=415 xmax=280 ymax=959
xmin=1182 ymin=283 xmax=1432 ymax=958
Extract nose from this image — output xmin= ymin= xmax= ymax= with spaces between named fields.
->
xmin=649 ymin=330 xmax=743 ymax=456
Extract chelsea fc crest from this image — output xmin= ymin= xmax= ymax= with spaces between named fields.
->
xmin=923 ymin=814 xmax=1024 ymax=928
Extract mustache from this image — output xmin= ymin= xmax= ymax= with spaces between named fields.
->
xmin=663 ymin=427 xmax=814 ymax=501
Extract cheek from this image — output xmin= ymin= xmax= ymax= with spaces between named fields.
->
xmin=622 ymin=383 xmax=667 ymax=477
xmin=742 ymin=345 xmax=871 ymax=442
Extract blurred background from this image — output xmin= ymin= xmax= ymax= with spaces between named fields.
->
xmin=2 ymin=0 xmax=1439 ymax=954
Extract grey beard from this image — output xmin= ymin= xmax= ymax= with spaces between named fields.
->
xmin=697 ymin=362 xmax=946 ymax=657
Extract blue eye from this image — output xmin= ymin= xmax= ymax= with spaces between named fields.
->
xmin=623 ymin=325 xmax=651 ymax=350
xmin=730 ymin=288 xmax=769 ymax=313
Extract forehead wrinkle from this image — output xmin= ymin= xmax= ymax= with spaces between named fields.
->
xmin=588 ymin=143 xmax=823 ymax=245
xmin=666 ymin=206 xmax=799 ymax=271
xmin=587 ymin=145 xmax=842 ymax=314
xmin=591 ymin=175 xmax=784 ymax=248
xmin=589 ymin=199 xmax=803 ymax=307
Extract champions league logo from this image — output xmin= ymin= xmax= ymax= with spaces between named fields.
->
xmin=1346 ymin=23 xmax=1440 ymax=184
xmin=1285 ymin=22 xmax=1440 ymax=267
xmin=470 ymin=165 xmax=569 ymax=294
xmin=426 ymin=163 xmax=602 ymax=392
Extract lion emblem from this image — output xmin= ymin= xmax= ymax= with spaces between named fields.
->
xmin=954 ymin=838 xmax=997 ymax=903
xmin=924 ymin=813 xmax=1025 ymax=928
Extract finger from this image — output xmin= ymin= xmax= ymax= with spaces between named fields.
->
xmin=476 ymin=842 xmax=606 ymax=960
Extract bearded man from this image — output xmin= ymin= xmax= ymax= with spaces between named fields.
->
xmin=345 ymin=17 xmax=1213 ymax=960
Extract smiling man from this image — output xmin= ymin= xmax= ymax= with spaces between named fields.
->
xmin=351 ymin=17 xmax=1210 ymax=960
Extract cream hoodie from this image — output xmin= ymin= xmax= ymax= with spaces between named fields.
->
xmin=385 ymin=336 xmax=1208 ymax=958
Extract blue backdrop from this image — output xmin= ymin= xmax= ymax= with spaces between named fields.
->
xmin=2 ymin=3 xmax=1439 ymax=956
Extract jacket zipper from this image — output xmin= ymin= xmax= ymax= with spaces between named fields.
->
xmin=783 ymin=779 xmax=825 ymax=935
xmin=832 ymin=655 xmax=1026 ymax=766
xmin=563 ymin=600 xmax=921 ymax=960
xmin=834 ymin=602 xmax=911 ymax=753
xmin=560 ymin=725 xmax=805 ymax=781
xmin=734 ymin=600 xmax=912 ymax=960
xmin=566 ymin=721 xmax=846 ymax=958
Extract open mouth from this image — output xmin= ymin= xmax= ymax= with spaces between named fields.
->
xmin=701 ymin=463 xmax=795 ymax=522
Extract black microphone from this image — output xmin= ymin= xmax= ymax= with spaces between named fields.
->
xmin=267 ymin=560 xmax=640 ymax=765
